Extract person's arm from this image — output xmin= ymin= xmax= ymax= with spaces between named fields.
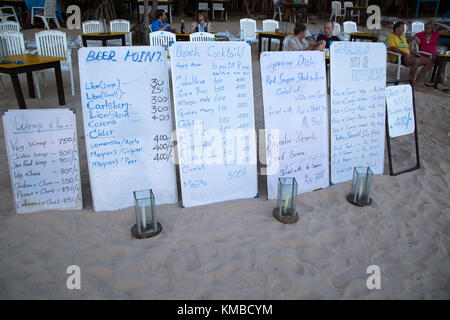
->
xmin=206 ymin=22 xmax=211 ymax=33
xmin=159 ymin=24 xmax=171 ymax=31
xmin=191 ymin=22 xmax=198 ymax=33
xmin=414 ymin=35 xmax=421 ymax=47
xmin=435 ymin=22 xmax=450 ymax=36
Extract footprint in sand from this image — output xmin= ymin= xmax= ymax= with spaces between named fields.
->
xmin=184 ymin=244 xmax=202 ymax=271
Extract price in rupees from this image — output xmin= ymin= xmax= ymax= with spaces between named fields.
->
xmin=151 ymin=96 xmax=168 ymax=104
xmin=152 ymin=114 xmax=169 ymax=121
xmin=154 ymin=134 xmax=169 ymax=143
xmin=151 ymin=105 xmax=169 ymax=113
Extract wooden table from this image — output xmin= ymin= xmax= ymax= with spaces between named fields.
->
xmin=349 ymin=32 xmax=379 ymax=42
xmin=257 ymin=32 xmax=293 ymax=57
xmin=439 ymin=32 xmax=450 ymax=40
xmin=194 ymin=0 xmax=230 ymax=20
xmin=0 ymin=54 xmax=66 ymax=109
xmin=80 ymin=33 xmax=128 ymax=47
xmin=430 ymin=53 xmax=449 ymax=89
xmin=281 ymin=1 xmax=308 ymax=23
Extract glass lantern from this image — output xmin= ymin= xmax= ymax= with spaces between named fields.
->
xmin=272 ymin=177 xmax=299 ymax=224
xmin=347 ymin=167 xmax=373 ymax=206
xmin=131 ymin=189 xmax=162 ymax=239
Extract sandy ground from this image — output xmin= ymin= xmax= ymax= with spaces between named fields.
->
xmin=0 ymin=15 xmax=449 ymax=299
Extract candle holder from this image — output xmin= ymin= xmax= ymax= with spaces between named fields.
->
xmin=272 ymin=177 xmax=299 ymax=224
xmin=347 ymin=167 xmax=373 ymax=206
xmin=131 ymin=189 xmax=162 ymax=239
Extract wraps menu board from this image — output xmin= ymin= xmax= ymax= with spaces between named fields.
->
xmin=260 ymin=51 xmax=330 ymax=199
xmin=170 ymin=42 xmax=258 ymax=207
xmin=78 ymin=46 xmax=177 ymax=212
xmin=385 ymin=84 xmax=415 ymax=138
xmin=330 ymin=42 xmax=387 ymax=184
xmin=2 ymin=109 xmax=82 ymax=213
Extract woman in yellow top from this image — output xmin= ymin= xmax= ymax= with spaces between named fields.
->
xmin=386 ymin=21 xmax=432 ymax=86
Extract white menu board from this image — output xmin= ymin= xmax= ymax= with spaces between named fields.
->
xmin=170 ymin=42 xmax=258 ymax=207
xmin=78 ymin=46 xmax=177 ymax=212
xmin=2 ymin=109 xmax=82 ymax=213
xmin=260 ymin=51 xmax=329 ymax=199
xmin=386 ymin=84 xmax=415 ymax=138
xmin=330 ymin=42 xmax=386 ymax=184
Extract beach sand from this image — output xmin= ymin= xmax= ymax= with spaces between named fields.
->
xmin=0 ymin=16 xmax=449 ymax=299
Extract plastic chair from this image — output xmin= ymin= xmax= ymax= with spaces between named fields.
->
xmin=212 ymin=3 xmax=227 ymax=21
xmin=262 ymin=19 xmax=279 ymax=51
xmin=344 ymin=1 xmax=360 ymax=24
xmin=0 ymin=6 xmax=19 ymax=23
xmin=330 ymin=1 xmax=345 ymax=22
xmin=332 ymin=22 xmax=341 ymax=37
xmin=198 ymin=2 xmax=210 ymax=11
xmin=35 ymin=30 xmax=75 ymax=96
xmin=272 ymin=0 xmax=284 ymax=22
xmin=110 ymin=19 xmax=132 ymax=45
xmin=0 ymin=21 xmax=20 ymax=32
xmin=343 ymin=21 xmax=357 ymax=34
xmin=282 ymin=35 xmax=294 ymax=51
xmin=149 ymin=31 xmax=176 ymax=47
xmin=189 ymin=32 xmax=215 ymax=41
xmin=82 ymin=20 xmax=104 ymax=33
xmin=31 ymin=0 xmax=61 ymax=29
xmin=411 ymin=21 xmax=424 ymax=36
xmin=0 ymin=31 xmax=40 ymax=96
xmin=240 ymin=18 xmax=258 ymax=43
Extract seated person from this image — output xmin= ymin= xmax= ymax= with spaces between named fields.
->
xmin=316 ymin=22 xmax=340 ymax=48
xmin=287 ymin=23 xmax=326 ymax=51
xmin=151 ymin=9 xmax=176 ymax=33
xmin=414 ymin=22 xmax=450 ymax=57
xmin=386 ymin=21 xmax=432 ymax=86
xmin=191 ymin=11 xmax=211 ymax=33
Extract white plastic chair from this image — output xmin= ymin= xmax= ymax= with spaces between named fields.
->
xmin=344 ymin=1 xmax=360 ymax=24
xmin=198 ymin=2 xmax=210 ymax=11
xmin=110 ymin=19 xmax=132 ymax=45
xmin=140 ymin=4 xmax=171 ymax=22
xmin=272 ymin=0 xmax=284 ymax=22
xmin=189 ymin=32 xmax=215 ymax=42
xmin=35 ymin=30 xmax=75 ymax=96
xmin=149 ymin=31 xmax=176 ymax=47
xmin=411 ymin=21 xmax=424 ymax=36
xmin=0 ymin=21 xmax=20 ymax=32
xmin=0 ymin=31 xmax=40 ymax=95
xmin=212 ymin=3 xmax=227 ymax=21
xmin=343 ymin=21 xmax=357 ymax=34
xmin=0 ymin=6 xmax=19 ymax=23
xmin=282 ymin=35 xmax=294 ymax=51
xmin=82 ymin=20 xmax=104 ymax=33
xmin=31 ymin=0 xmax=61 ymax=29
xmin=330 ymin=1 xmax=345 ymax=22
xmin=240 ymin=18 xmax=258 ymax=43
xmin=332 ymin=22 xmax=341 ymax=36
xmin=262 ymin=19 xmax=279 ymax=51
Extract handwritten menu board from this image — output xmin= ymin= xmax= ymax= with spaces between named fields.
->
xmin=260 ymin=51 xmax=329 ymax=199
xmin=330 ymin=42 xmax=386 ymax=184
xmin=2 ymin=109 xmax=82 ymax=214
xmin=385 ymin=84 xmax=415 ymax=138
xmin=78 ymin=46 xmax=177 ymax=212
xmin=170 ymin=42 xmax=258 ymax=207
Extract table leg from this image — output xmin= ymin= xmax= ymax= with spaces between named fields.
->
xmin=268 ymin=37 xmax=272 ymax=51
xmin=26 ymin=71 xmax=35 ymax=99
xmin=433 ymin=58 xmax=443 ymax=89
xmin=10 ymin=72 xmax=26 ymax=109
xmin=54 ymin=62 xmax=65 ymax=105
xmin=121 ymin=35 xmax=126 ymax=46
xmin=82 ymin=37 xmax=87 ymax=47
xmin=279 ymin=38 xmax=284 ymax=51
xmin=431 ymin=57 xmax=439 ymax=83
xmin=258 ymin=35 xmax=262 ymax=58
xmin=102 ymin=39 xmax=107 ymax=47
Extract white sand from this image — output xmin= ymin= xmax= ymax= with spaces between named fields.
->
xmin=0 ymin=16 xmax=449 ymax=299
